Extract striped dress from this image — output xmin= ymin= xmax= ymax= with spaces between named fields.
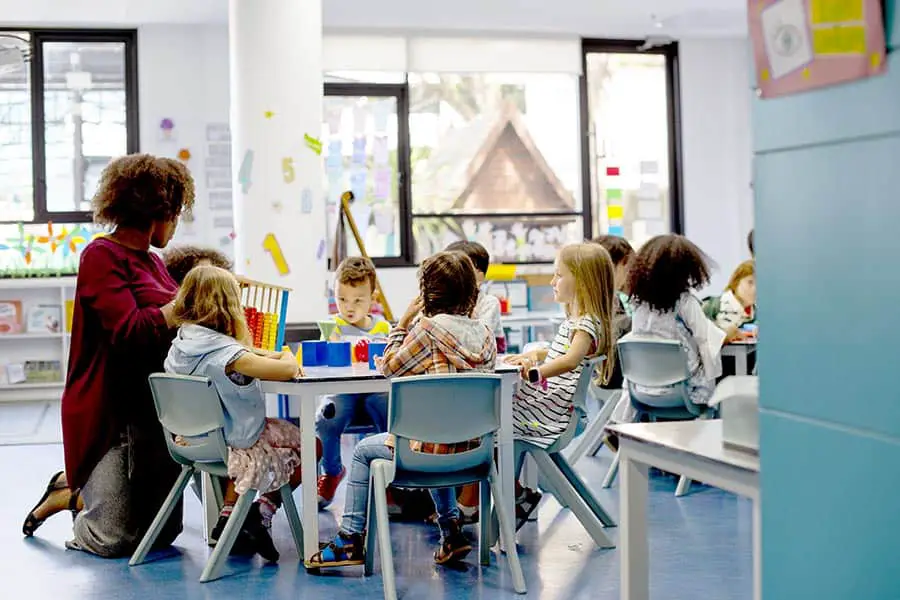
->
xmin=512 ymin=316 xmax=599 ymax=449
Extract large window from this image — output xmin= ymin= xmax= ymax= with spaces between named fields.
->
xmin=582 ymin=40 xmax=683 ymax=246
xmin=0 ymin=30 xmax=138 ymax=224
xmin=408 ymin=73 xmax=585 ymax=263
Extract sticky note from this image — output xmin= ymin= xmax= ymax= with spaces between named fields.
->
xmin=812 ymin=26 xmax=866 ymax=55
xmin=606 ymin=188 xmax=622 ymax=200
xmin=608 ymin=225 xmax=625 ymax=236
xmin=352 ymin=137 xmax=367 ymax=166
xmin=316 ymin=239 xmax=326 ymax=261
xmin=606 ymin=166 xmax=620 ymax=176
xmin=263 ymin=233 xmax=289 ymax=275
xmin=607 ymin=205 xmax=624 ymax=219
xmin=238 ymin=149 xmax=254 ymax=194
xmin=304 ymin=133 xmax=322 ymax=156
xmin=810 ymin=0 xmax=863 ymax=24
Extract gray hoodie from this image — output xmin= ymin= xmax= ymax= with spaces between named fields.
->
xmin=164 ymin=324 xmax=265 ymax=449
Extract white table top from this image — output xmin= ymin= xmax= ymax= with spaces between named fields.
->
xmin=500 ymin=309 xmax=564 ymax=325
xmin=608 ymin=420 xmax=759 ymax=473
xmin=271 ymin=360 xmax=521 ymax=384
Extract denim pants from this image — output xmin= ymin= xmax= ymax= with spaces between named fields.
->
xmin=339 ymin=433 xmax=460 ymax=535
xmin=315 ymin=393 xmax=388 ymax=476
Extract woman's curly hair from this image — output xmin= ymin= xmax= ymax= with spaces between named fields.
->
xmin=92 ymin=154 xmax=195 ymax=227
xmin=163 ymin=245 xmax=233 ymax=286
xmin=627 ymin=234 xmax=712 ymax=313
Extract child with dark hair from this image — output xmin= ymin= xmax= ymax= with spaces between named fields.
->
xmin=591 ymin=235 xmax=634 ymax=389
xmin=623 ymin=234 xmax=726 ymax=410
xmin=162 ymin=245 xmax=233 ymax=285
xmin=444 ymin=240 xmax=504 ymax=350
xmin=309 ymin=251 xmax=496 ymax=569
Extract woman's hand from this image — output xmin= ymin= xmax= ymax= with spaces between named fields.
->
xmin=398 ymin=296 xmax=424 ymax=329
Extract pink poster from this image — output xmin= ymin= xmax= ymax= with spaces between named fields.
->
xmin=748 ymin=0 xmax=886 ymax=98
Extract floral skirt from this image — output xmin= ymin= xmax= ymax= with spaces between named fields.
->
xmin=227 ymin=418 xmax=303 ymax=495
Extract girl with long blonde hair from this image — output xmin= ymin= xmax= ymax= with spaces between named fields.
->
xmin=505 ymin=242 xmax=616 ymax=525
xmin=165 ymin=265 xmax=320 ymax=563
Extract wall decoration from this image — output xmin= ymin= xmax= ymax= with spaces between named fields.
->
xmin=304 ymin=133 xmax=323 ymax=155
xmin=301 ymin=188 xmax=313 ymax=214
xmin=238 ymin=149 xmax=254 ymax=194
xmin=262 ymin=233 xmax=290 ymax=275
xmin=264 ymin=110 xmax=275 ymax=119
xmin=271 ymin=200 xmax=283 ymax=212
xmin=749 ymin=0 xmax=887 ymax=98
xmin=177 ymin=148 xmax=191 ymax=162
xmin=282 ymin=157 xmax=295 ymax=183
xmin=159 ymin=118 xmax=175 ymax=141
xmin=316 ymin=238 xmax=326 ymax=261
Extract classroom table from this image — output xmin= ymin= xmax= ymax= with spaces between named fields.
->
xmin=259 ymin=362 xmax=521 ymax=565
xmin=499 ymin=309 xmax=564 ymax=328
xmin=722 ymin=339 xmax=757 ymax=375
xmin=608 ymin=420 xmax=760 ymax=600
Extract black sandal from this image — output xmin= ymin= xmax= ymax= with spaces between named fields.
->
xmin=22 ymin=471 xmax=69 ymax=537
xmin=433 ymin=519 xmax=472 ymax=565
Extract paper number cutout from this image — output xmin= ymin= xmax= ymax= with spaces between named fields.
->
xmin=282 ymin=157 xmax=295 ymax=183
xmin=263 ymin=233 xmax=290 ymax=276
xmin=238 ymin=149 xmax=254 ymax=194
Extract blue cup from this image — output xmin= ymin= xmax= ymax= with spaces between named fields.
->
xmin=301 ymin=341 xmax=327 ymax=367
xmin=369 ymin=342 xmax=388 ymax=370
xmin=327 ymin=341 xmax=352 ymax=367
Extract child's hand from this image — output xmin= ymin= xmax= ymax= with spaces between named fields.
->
xmin=398 ymin=296 xmax=424 ymax=329
xmin=374 ymin=356 xmax=385 ymax=373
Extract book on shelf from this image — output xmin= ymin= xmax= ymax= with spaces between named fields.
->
xmin=0 ymin=300 xmax=23 ymax=334
xmin=26 ymin=304 xmax=62 ymax=334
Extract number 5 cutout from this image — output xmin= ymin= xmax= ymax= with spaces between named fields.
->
xmin=282 ymin=157 xmax=295 ymax=183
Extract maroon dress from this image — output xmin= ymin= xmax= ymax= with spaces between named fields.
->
xmin=62 ymin=237 xmax=182 ymax=555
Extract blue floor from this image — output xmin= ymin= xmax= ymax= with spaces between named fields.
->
xmin=2 ymin=440 xmax=752 ymax=599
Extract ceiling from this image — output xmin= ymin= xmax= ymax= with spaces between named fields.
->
xmin=0 ymin=0 xmax=748 ymax=37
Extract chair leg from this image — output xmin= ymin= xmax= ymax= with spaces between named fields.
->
xmin=567 ymin=391 xmax=618 ymax=465
xmin=364 ymin=479 xmax=377 ymax=576
xmin=479 ymin=479 xmax=492 ymax=566
xmin=602 ymin=452 xmax=620 ymax=489
xmin=489 ymin=467 xmax=527 ymax=595
xmin=279 ymin=485 xmax=304 ymax=557
xmin=130 ymin=466 xmax=194 ymax=567
xmin=551 ymin=453 xmax=616 ymax=528
xmin=531 ymin=451 xmax=615 ymax=549
xmin=675 ymin=476 xmax=691 ymax=497
xmin=200 ymin=491 xmax=255 ymax=583
xmin=372 ymin=465 xmax=397 ymax=600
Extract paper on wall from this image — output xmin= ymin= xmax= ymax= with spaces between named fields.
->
xmin=373 ymin=136 xmax=389 ymax=166
xmin=761 ymin=0 xmax=814 ymax=79
xmin=374 ymin=169 xmax=391 ymax=200
xmin=637 ymin=200 xmax=663 ymax=220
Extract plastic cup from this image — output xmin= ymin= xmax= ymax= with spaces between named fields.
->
xmin=368 ymin=342 xmax=388 ymax=370
xmin=327 ymin=341 xmax=352 ymax=367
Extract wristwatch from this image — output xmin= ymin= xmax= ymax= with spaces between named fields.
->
xmin=527 ymin=367 xmax=542 ymax=384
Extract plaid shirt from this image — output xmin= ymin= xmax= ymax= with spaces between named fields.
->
xmin=381 ymin=315 xmax=496 ymax=450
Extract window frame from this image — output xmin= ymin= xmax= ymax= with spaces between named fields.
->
xmin=0 ymin=28 xmax=139 ymax=225
xmin=324 ymin=81 xmax=413 ymax=268
xmin=580 ymin=38 xmax=685 ymax=238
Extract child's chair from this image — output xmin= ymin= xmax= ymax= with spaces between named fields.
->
xmin=511 ymin=356 xmax=617 ymax=548
xmin=364 ymin=374 xmax=526 ymax=600
xmin=603 ymin=334 xmax=715 ymax=496
xmin=129 ymin=373 xmax=304 ymax=582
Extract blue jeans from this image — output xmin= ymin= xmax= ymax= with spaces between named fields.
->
xmin=315 ymin=393 xmax=388 ymax=476
xmin=339 ymin=433 xmax=460 ymax=535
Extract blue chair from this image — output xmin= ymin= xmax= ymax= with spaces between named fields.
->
xmin=129 ymin=374 xmax=304 ymax=582
xmin=512 ymin=356 xmax=616 ymax=548
xmin=605 ymin=334 xmax=715 ymax=496
xmin=365 ymin=374 xmax=526 ymax=600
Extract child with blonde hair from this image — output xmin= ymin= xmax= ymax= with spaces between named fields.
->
xmin=499 ymin=243 xmax=617 ymax=526
xmin=165 ymin=265 xmax=320 ymax=563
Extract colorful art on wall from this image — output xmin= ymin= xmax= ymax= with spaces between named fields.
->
xmin=0 ymin=222 xmax=107 ymax=278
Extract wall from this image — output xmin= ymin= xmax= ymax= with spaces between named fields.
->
xmin=754 ymin=5 xmax=900 ymax=598
xmin=680 ymin=37 xmax=754 ymax=292
xmin=138 ymin=25 xmax=232 ymax=254
xmin=135 ymin=26 xmax=754 ymax=316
